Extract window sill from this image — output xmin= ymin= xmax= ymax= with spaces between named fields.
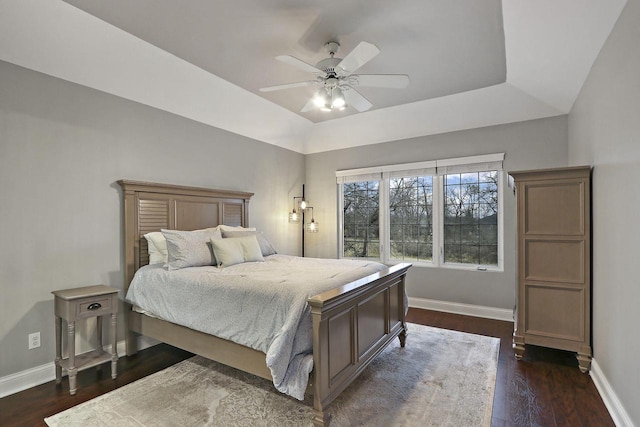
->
xmin=386 ymin=259 xmax=503 ymax=272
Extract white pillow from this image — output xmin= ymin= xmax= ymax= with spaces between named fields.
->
xmin=162 ymin=227 xmax=222 ymax=270
xmin=221 ymin=230 xmax=277 ymax=256
xmin=210 ymin=235 xmax=264 ymax=268
xmin=143 ymin=232 xmax=168 ymax=265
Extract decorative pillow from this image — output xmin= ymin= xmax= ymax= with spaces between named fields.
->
xmin=210 ymin=235 xmax=264 ymax=268
xmin=221 ymin=230 xmax=277 ymax=256
xmin=218 ymin=225 xmax=257 ymax=232
xmin=162 ymin=227 xmax=222 ymax=270
xmin=143 ymin=231 xmax=168 ymax=265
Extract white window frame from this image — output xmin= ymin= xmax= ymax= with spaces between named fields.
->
xmin=337 ymin=153 xmax=504 ymax=272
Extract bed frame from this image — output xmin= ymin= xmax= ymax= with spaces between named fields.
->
xmin=118 ymin=180 xmax=411 ymax=426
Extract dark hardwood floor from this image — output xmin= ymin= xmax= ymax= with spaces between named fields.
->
xmin=406 ymin=309 xmax=613 ymax=427
xmin=0 ymin=308 xmax=613 ymax=427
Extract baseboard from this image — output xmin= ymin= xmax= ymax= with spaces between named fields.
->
xmin=590 ymin=358 xmax=635 ymax=427
xmin=408 ymin=297 xmax=514 ymax=322
xmin=0 ymin=362 xmax=55 ymax=399
xmin=0 ymin=336 xmax=157 ymax=399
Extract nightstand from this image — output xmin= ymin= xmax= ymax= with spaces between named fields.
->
xmin=52 ymin=285 xmax=119 ymax=395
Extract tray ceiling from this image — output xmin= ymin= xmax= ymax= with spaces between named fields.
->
xmin=0 ymin=0 xmax=628 ymax=153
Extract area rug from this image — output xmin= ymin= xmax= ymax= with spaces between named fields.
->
xmin=45 ymin=324 xmax=499 ymax=427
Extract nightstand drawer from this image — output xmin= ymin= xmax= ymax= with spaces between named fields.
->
xmin=76 ymin=295 xmax=114 ymax=318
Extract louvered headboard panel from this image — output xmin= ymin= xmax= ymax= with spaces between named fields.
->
xmin=118 ymin=180 xmax=253 ymax=292
xmin=138 ymin=199 xmax=170 ymax=267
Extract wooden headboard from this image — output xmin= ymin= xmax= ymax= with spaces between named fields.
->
xmin=118 ymin=180 xmax=253 ymax=291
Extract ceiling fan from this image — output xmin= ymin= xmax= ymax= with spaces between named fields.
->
xmin=259 ymin=41 xmax=409 ymax=113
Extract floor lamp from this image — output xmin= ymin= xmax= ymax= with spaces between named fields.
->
xmin=289 ymin=185 xmax=318 ymax=257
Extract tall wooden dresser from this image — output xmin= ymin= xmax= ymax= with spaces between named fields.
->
xmin=510 ymin=166 xmax=592 ymax=372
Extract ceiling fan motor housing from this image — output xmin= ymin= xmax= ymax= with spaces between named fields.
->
xmin=316 ymin=57 xmax=342 ymax=75
xmin=324 ymin=77 xmax=339 ymax=89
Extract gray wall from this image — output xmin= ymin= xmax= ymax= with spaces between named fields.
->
xmin=568 ymin=0 xmax=640 ymax=423
xmin=0 ymin=61 xmax=305 ymax=378
xmin=305 ymin=116 xmax=568 ymax=309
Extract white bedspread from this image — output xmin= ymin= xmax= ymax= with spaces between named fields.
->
xmin=125 ymin=254 xmax=387 ymax=400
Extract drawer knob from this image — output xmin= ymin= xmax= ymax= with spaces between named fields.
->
xmin=87 ymin=302 xmax=102 ymax=310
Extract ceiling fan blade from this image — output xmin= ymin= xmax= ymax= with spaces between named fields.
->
xmin=259 ymin=80 xmax=317 ymax=92
xmin=353 ymin=74 xmax=410 ymax=89
xmin=276 ymin=55 xmax=325 ymax=74
xmin=345 ymin=88 xmax=373 ymax=112
xmin=336 ymin=41 xmax=380 ymax=74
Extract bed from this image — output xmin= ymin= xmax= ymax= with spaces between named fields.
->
xmin=118 ymin=180 xmax=411 ymax=426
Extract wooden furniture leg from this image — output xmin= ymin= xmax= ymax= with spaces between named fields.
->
xmin=95 ymin=316 xmax=103 ymax=372
xmin=399 ymin=325 xmax=407 ymax=347
xmin=577 ymin=345 xmax=592 ymax=373
xmin=67 ymin=321 xmax=77 ymax=395
xmin=513 ymin=333 xmax=525 ymax=360
xmin=111 ymin=313 xmax=118 ymax=378
xmin=54 ymin=316 xmax=62 ymax=384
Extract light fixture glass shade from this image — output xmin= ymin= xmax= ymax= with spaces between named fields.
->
xmin=289 ymin=209 xmax=300 ymax=223
xmin=306 ymin=219 xmax=319 ymax=233
xmin=331 ymin=87 xmax=346 ymax=109
xmin=313 ymin=89 xmax=330 ymax=108
xmin=299 ymin=199 xmax=307 ymax=210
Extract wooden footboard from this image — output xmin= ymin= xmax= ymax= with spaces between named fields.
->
xmin=308 ymin=262 xmax=411 ymax=426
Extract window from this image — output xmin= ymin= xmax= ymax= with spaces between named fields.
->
xmin=443 ymin=171 xmax=498 ymax=265
xmin=389 ymin=176 xmax=433 ymax=262
xmin=343 ymin=180 xmax=380 ymax=258
xmin=337 ymin=154 xmax=504 ymax=270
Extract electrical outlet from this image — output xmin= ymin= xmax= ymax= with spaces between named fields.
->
xmin=28 ymin=332 xmax=40 ymax=349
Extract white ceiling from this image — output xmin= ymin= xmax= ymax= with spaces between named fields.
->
xmin=0 ymin=0 xmax=627 ymax=154
xmin=61 ymin=0 xmax=508 ymax=124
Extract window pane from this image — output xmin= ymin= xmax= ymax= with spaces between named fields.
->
xmin=344 ymin=241 xmax=356 ymax=257
xmin=342 ymin=180 xmax=380 ymax=258
xmin=459 ymin=245 xmax=480 ymax=264
xmin=344 ymin=223 xmax=356 ymax=239
xmin=460 ymin=225 xmax=479 ymax=244
xmin=478 ymin=225 xmax=498 ymax=244
xmin=418 ymin=225 xmax=432 ymax=243
xmin=389 ymin=175 xmax=433 ymax=262
xmin=418 ymin=243 xmax=432 ymax=261
xmin=446 ymin=174 xmax=461 ymax=185
xmin=479 ymin=245 xmax=498 ymax=265
xmin=444 ymin=244 xmax=461 ymax=263
xmin=443 ymin=171 xmax=498 ymax=266
xmin=367 ymin=240 xmax=380 ymax=257
xmin=444 ymin=224 xmax=461 ymax=243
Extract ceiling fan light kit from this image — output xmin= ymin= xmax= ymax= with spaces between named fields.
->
xmin=313 ymin=87 xmax=347 ymax=112
xmin=331 ymin=87 xmax=347 ymax=109
xmin=260 ymin=40 xmax=409 ymax=114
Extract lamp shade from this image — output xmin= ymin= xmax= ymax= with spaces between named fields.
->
xmin=306 ymin=219 xmax=319 ymax=233
xmin=331 ymin=87 xmax=346 ymax=109
xmin=305 ymin=206 xmax=318 ymax=233
xmin=313 ymin=89 xmax=330 ymax=108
